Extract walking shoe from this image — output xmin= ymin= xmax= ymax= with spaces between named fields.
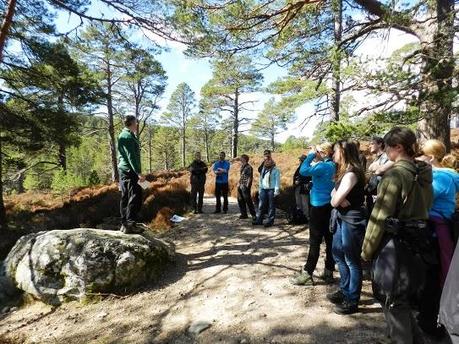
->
xmin=320 ymin=269 xmax=334 ymax=284
xmin=334 ymin=300 xmax=358 ymax=315
xmin=326 ymin=289 xmax=345 ymax=305
xmin=120 ymin=223 xmax=143 ymax=234
xmin=239 ymin=215 xmax=249 ymax=219
xmin=120 ymin=223 xmax=129 ymax=233
xmin=252 ymin=219 xmax=262 ymax=225
xmin=214 ymin=210 xmax=221 ymax=214
xmin=290 ymin=271 xmax=314 ymax=286
xmin=132 ymin=222 xmax=148 ymax=233
xmin=263 ymin=222 xmax=273 ymax=228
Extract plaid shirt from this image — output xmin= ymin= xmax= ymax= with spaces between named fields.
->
xmin=239 ymin=163 xmax=253 ymax=188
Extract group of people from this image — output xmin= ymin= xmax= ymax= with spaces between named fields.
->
xmin=290 ymin=128 xmax=459 ymax=344
xmin=117 ymin=115 xmax=459 ymax=343
xmin=188 ymin=149 xmax=281 ymax=227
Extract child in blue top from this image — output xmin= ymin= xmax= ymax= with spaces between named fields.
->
xmin=213 ymin=151 xmax=231 ymax=213
xmin=291 ymin=143 xmax=336 ymax=286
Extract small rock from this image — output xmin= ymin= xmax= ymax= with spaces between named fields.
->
xmin=97 ymin=311 xmax=108 ymax=319
xmin=188 ymin=320 xmax=212 ymax=335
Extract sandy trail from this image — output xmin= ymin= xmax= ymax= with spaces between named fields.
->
xmin=0 ymin=196 xmax=388 ymax=344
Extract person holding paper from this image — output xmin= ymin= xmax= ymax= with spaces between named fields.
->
xmin=117 ymin=115 xmax=146 ymax=234
xmin=213 ymin=151 xmax=230 ymax=214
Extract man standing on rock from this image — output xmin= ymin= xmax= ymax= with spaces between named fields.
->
xmin=188 ymin=152 xmax=208 ymax=214
xmin=118 ymin=115 xmax=146 ymax=234
xmin=213 ymin=151 xmax=230 ymax=214
xmin=237 ymin=154 xmax=256 ymax=220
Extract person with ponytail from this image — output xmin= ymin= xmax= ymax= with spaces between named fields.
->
xmin=327 ymin=140 xmax=366 ymax=315
xmin=361 ymin=127 xmax=433 ymax=344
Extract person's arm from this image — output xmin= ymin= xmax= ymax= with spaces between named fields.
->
xmin=119 ymin=137 xmax=141 ymax=175
xmin=300 ymin=152 xmax=330 ymax=177
xmin=374 ymin=160 xmax=394 ymax=176
xmin=246 ymin=166 xmax=253 ymax=188
xmin=212 ymin=162 xmax=219 ymax=175
xmin=331 ymin=172 xmax=357 ymax=208
xmin=361 ymin=172 xmax=401 ymax=261
xmin=274 ymin=168 xmax=281 ymax=195
xmin=200 ymin=162 xmax=208 ymax=174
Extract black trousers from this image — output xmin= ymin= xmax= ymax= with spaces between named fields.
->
xmin=191 ymin=183 xmax=205 ymax=211
xmin=237 ymin=186 xmax=256 ymax=217
xmin=119 ymin=170 xmax=142 ymax=225
xmin=304 ymin=204 xmax=335 ymax=275
xmin=215 ymin=183 xmax=229 ymax=212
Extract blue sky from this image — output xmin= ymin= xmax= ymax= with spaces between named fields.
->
xmin=53 ymin=2 xmax=418 ymax=143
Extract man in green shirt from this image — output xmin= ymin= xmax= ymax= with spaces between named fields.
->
xmin=118 ymin=115 xmax=146 ymax=234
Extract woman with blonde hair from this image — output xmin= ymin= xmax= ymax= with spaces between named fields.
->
xmin=417 ymin=139 xmax=459 ymax=338
xmin=291 ymin=142 xmax=336 ymax=286
xmin=420 ymin=139 xmax=458 ymax=285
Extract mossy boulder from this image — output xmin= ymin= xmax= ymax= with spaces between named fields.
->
xmin=3 ymin=229 xmax=175 ymax=305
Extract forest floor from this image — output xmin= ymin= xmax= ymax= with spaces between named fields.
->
xmin=0 ymin=197 xmax=443 ymax=344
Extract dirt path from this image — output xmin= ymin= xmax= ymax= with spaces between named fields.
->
xmin=0 ymin=197 xmax=388 ymax=344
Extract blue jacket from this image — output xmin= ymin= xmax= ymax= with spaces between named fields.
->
xmin=213 ymin=160 xmax=230 ymax=184
xmin=259 ymin=166 xmax=281 ymax=194
xmin=300 ymin=153 xmax=336 ymax=207
xmin=430 ymin=167 xmax=459 ymax=219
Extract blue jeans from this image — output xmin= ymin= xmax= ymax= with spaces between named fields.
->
xmin=256 ymin=189 xmax=275 ymax=224
xmin=332 ymin=217 xmax=365 ymax=303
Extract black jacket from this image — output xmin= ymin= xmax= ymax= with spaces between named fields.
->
xmin=188 ymin=160 xmax=208 ymax=185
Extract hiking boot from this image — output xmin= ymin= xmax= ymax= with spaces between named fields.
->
xmin=214 ymin=209 xmax=221 ymax=214
xmin=252 ymin=218 xmax=262 ymax=225
xmin=320 ymin=269 xmax=334 ymax=284
xmin=334 ymin=300 xmax=358 ymax=315
xmin=120 ymin=224 xmax=129 ymax=234
xmin=131 ymin=222 xmax=150 ymax=234
xmin=239 ymin=214 xmax=249 ymax=219
xmin=263 ymin=222 xmax=273 ymax=228
xmin=290 ymin=271 xmax=314 ymax=286
xmin=326 ymin=289 xmax=345 ymax=305
xmin=120 ymin=223 xmax=143 ymax=234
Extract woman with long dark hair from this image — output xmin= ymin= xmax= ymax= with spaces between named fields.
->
xmin=327 ymin=140 xmax=366 ymax=314
xmin=362 ymin=127 xmax=433 ymax=344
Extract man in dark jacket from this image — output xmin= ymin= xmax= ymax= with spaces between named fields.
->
xmin=237 ymin=154 xmax=256 ymax=220
xmin=118 ymin=115 xmax=145 ymax=234
xmin=188 ymin=152 xmax=208 ymax=214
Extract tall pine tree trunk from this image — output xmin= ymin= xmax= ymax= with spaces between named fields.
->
xmin=107 ymin=65 xmax=119 ymax=182
xmin=57 ymin=96 xmax=67 ymax=171
xmin=232 ymin=88 xmax=239 ymax=158
xmin=330 ymin=0 xmax=342 ymax=122
xmin=0 ymin=131 xmax=7 ymax=231
xmin=148 ymin=125 xmax=153 ymax=173
xmin=181 ymin=127 xmax=186 ymax=168
xmin=418 ymin=0 xmax=454 ymax=151
xmin=204 ymin=129 xmax=210 ymax=163
xmin=0 ymin=0 xmax=16 ymax=62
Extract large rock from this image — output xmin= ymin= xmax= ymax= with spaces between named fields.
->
xmin=3 ymin=229 xmax=175 ymax=305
